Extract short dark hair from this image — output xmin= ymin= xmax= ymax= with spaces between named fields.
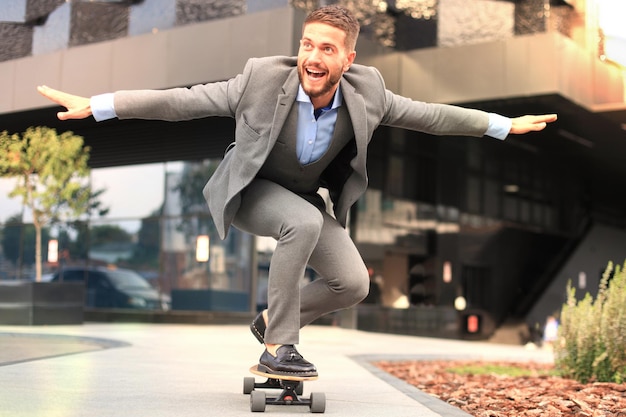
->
xmin=304 ymin=5 xmax=360 ymax=51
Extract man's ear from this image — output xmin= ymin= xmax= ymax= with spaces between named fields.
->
xmin=343 ymin=51 xmax=356 ymax=72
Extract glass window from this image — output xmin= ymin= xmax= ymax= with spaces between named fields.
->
xmin=483 ymin=179 xmax=500 ymax=218
xmin=58 ymin=270 xmax=86 ymax=282
xmin=0 ymin=159 xmax=253 ymax=306
xmin=504 ymin=159 xmax=518 ymax=183
xmin=520 ymin=199 xmax=531 ymax=223
xmin=106 ymin=269 xmax=152 ymax=289
xmin=462 ymin=264 xmax=491 ymax=309
xmin=247 ymin=0 xmax=289 ymax=13
xmin=128 ymin=0 xmax=176 ymax=36
xmin=484 ymin=157 xmax=499 ymax=177
xmin=91 ymin=163 xmax=167 ymax=227
xmin=32 ymin=2 xmax=70 ymax=55
xmin=532 ymin=202 xmax=543 ymax=226
xmin=466 ymin=142 xmax=482 ymax=171
xmin=503 ymin=195 xmax=518 ymax=221
xmin=0 ymin=177 xmax=22 ymax=223
xmin=466 ymin=175 xmax=481 ymax=213
xmin=0 ymin=0 xmax=25 ymax=22
xmin=87 ymin=272 xmax=106 ymax=289
xmin=387 ymin=155 xmax=404 ymax=197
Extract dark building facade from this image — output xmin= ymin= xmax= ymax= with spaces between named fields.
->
xmin=1 ymin=0 xmax=626 ymax=341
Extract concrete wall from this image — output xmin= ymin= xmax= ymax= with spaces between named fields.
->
xmin=358 ymin=32 xmax=625 ymax=111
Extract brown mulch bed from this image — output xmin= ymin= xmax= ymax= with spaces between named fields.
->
xmin=375 ymin=360 xmax=626 ymax=417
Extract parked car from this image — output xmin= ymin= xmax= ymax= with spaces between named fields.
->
xmin=51 ymin=266 xmax=170 ymax=310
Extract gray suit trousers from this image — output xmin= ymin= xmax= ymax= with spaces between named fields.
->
xmin=232 ymin=179 xmax=370 ymax=345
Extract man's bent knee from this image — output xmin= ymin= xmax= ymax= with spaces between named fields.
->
xmin=341 ymin=270 xmax=370 ymax=307
xmin=279 ymin=207 xmax=324 ymax=241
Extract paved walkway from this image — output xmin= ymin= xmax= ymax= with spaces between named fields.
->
xmin=0 ymin=323 xmax=554 ymax=416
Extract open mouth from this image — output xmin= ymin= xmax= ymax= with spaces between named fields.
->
xmin=306 ymin=68 xmax=326 ymax=79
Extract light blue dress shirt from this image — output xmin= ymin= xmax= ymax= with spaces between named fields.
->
xmin=296 ymin=85 xmax=343 ymax=165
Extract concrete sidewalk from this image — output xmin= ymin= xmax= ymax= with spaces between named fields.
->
xmin=0 ymin=323 xmax=554 ymax=417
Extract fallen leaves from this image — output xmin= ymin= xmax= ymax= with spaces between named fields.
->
xmin=375 ymin=360 xmax=626 ymax=417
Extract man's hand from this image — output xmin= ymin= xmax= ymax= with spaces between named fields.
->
xmin=37 ymin=85 xmax=92 ymax=120
xmin=510 ymin=114 xmax=557 ymax=134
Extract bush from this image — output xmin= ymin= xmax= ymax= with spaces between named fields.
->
xmin=554 ymin=261 xmax=626 ymax=383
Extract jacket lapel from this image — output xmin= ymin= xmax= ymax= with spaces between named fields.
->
xmin=269 ymin=69 xmax=300 ymax=145
xmin=340 ymin=77 xmax=368 ymax=171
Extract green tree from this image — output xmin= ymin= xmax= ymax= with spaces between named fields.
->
xmin=66 ymin=220 xmax=92 ymax=260
xmin=174 ymin=160 xmax=217 ymax=236
xmin=90 ymin=224 xmax=133 ymax=247
xmin=0 ymin=214 xmax=32 ymax=265
xmin=131 ymin=210 xmax=162 ymax=269
xmin=0 ymin=214 xmax=50 ymax=278
xmin=0 ymin=126 xmax=106 ymax=281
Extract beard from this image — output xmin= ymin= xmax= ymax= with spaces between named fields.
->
xmin=297 ymin=64 xmax=342 ymax=99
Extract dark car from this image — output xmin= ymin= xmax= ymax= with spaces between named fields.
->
xmin=51 ymin=267 xmax=170 ymax=310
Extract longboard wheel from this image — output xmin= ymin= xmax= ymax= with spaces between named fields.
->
xmin=243 ymin=377 xmax=255 ymax=394
xmin=310 ymin=392 xmax=326 ymax=413
xmin=250 ymin=390 xmax=266 ymax=412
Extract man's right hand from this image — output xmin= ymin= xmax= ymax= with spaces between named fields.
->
xmin=37 ymin=85 xmax=92 ymax=120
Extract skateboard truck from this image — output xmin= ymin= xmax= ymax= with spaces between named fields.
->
xmin=244 ymin=366 xmax=326 ymax=413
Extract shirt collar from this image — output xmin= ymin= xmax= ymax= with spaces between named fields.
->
xmin=297 ymin=84 xmax=343 ymax=110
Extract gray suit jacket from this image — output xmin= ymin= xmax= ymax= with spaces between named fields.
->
xmin=113 ymin=56 xmax=490 ymax=239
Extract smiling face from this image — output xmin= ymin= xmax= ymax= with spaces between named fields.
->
xmin=297 ymin=22 xmax=356 ymax=109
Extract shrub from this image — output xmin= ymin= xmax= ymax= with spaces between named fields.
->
xmin=554 ymin=261 xmax=626 ymax=383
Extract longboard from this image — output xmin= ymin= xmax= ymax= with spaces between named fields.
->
xmin=243 ymin=365 xmax=326 ymax=413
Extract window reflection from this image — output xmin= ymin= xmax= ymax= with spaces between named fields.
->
xmin=32 ymin=2 xmax=70 ymax=56
xmin=0 ymin=177 xmax=22 ymax=222
xmin=0 ymin=159 xmax=252 ymax=309
xmin=92 ymin=163 xmax=167 ymax=225
xmin=128 ymin=0 xmax=176 ymax=36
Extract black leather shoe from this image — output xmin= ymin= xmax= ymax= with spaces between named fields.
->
xmin=257 ymin=345 xmax=318 ymax=377
xmin=250 ymin=311 xmax=265 ymax=344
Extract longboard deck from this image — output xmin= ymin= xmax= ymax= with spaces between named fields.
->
xmin=249 ymin=365 xmax=319 ymax=382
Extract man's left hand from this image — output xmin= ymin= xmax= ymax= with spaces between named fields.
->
xmin=510 ymin=114 xmax=557 ymax=134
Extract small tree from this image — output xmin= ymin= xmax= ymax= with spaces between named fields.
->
xmin=0 ymin=126 xmax=106 ymax=281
